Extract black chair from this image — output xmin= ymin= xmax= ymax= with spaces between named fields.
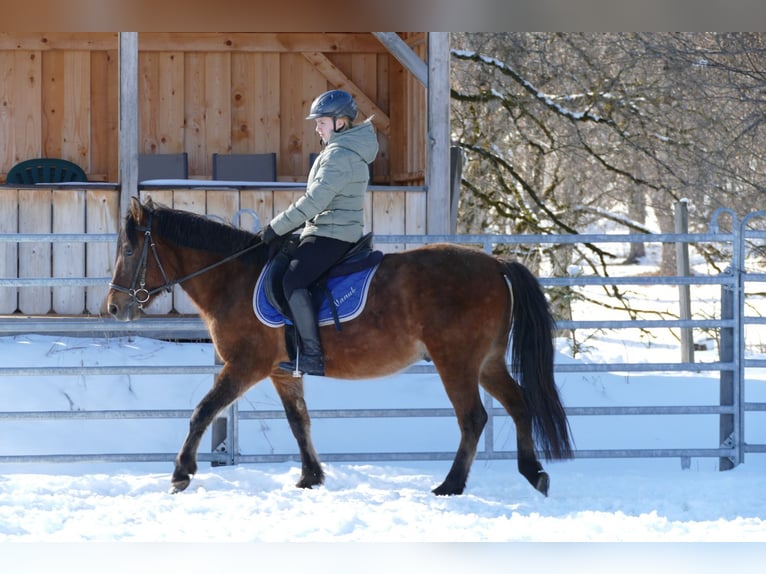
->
xmin=138 ymin=153 xmax=188 ymax=181
xmin=212 ymin=153 xmax=277 ymax=181
xmin=6 ymin=158 xmax=87 ymax=184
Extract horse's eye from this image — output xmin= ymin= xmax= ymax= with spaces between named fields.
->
xmin=123 ymin=245 xmax=134 ymax=257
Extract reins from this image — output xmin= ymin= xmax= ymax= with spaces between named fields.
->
xmin=109 ymin=210 xmax=262 ymax=309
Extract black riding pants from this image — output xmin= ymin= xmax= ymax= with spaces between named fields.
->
xmin=282 ymin=235 xmax=353 ymax=300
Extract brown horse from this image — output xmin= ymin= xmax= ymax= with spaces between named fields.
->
xmin=107 ymin=196 xmax=573 ymax=496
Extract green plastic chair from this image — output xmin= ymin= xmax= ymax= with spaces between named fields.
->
xmin=6 ymin=158 xmax=88 ymax=185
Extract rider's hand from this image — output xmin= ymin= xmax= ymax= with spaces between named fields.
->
xmin=261 ymin=225 xmax=278 ymax=245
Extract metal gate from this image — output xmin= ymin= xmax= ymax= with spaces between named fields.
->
xmin=0 ymin=209 xmax=764 ymax=469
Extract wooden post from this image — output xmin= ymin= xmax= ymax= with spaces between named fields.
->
xmin=119 ymin=33 xmax=139 ymax=218
xmin=675 ymin=199 xmax=694 ymax=363
xmin=426 ymin=32 xmax=451 ymax=235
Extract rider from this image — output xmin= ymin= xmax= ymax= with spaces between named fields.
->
xmin=261 ymin=89 xmax=379 ymax=376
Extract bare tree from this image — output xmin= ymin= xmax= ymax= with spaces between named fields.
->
xmin=451 ymin=33 xmax=766 ymax=314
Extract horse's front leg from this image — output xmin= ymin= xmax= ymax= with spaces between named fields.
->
xmin=270 ymin=372 xmax=324 ymax=488
xmin=171 ymin=370 xmax=243 ymax=493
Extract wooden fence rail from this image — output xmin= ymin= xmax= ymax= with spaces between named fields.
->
xmin=0 ymin=184 xmax=426 ymax=315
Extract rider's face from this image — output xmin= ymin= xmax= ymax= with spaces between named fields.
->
xmin=315 ymin=117 xmax=346 ymax=143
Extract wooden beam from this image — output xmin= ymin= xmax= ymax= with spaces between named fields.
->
xmin=372 ymin=32 xmax=428 ymax=88
xmin=426 ymin=33 xmax=451 ymax=235
xmin=301 ymin=51 xmax=391 ymax=136
xmin=139 ymin=33 xmax=387 ymax=53
xmin=119 ymin=32 xmax=139 ymax=218
xmin=0 ymin=32 xmax=117 ymax=51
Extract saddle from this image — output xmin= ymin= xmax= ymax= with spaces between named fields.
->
xmin=262 ymin=232 xmax=383 ymax=331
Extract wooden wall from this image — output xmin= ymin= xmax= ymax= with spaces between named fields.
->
xmin=0 ymin=32 xmax=427 ymax=185
xmin=0 ymin=32 xmax=429 ymax=317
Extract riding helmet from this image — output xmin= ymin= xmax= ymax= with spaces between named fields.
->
xmin=306 ymin=89 xmax=358 ymax=121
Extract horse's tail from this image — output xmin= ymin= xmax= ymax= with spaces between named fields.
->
xmin=503 ymin=260 xmax=574 ymax=460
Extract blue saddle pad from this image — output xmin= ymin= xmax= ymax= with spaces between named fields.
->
xmin=253 ymin=259 xmax=380 ymax=328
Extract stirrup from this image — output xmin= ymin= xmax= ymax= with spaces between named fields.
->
xmin=279 ymin=348 xmax=325 ymax=377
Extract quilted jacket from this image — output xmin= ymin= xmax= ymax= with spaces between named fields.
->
xmin=269 ymin=119 xmax=378 ymax=243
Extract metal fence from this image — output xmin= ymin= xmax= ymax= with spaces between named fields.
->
xmin=1 ymin=207 xmax=764 ymax=469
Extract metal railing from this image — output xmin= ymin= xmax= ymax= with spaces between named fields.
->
xmin=1 ymin=208 xmax=764 ymax=469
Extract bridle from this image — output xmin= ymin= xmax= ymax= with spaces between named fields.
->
xmin=108 ymin=210 xmax=261 ymax=309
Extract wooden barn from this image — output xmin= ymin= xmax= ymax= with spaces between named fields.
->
xmin=0 ymin=32 xmax=453 ymax=317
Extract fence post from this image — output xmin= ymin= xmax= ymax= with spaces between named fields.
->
xmin=675 ymin=200 xmax=694 ymax=363
xmin=719 ymin=281 xmax=735 ymax=470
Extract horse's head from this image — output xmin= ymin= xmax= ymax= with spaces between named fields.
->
xmin=107 ymin=196 xmax=171 ymax=321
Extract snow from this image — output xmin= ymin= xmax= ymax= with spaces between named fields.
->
xmin=2 ymin=255 xmax=766 ymax=571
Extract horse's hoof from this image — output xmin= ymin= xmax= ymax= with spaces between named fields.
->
xmin=170 ymin=475 xmax=192 ymax=494
xmin=432 ymin=482 xmax=464 ymax=496
xmin=296 ymin=471 xmax=324 ymax=489
xmin=535 ymin=471 xmax=550 ymax=496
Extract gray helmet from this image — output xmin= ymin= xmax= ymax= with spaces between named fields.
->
xmin=306 ymin=90 xmax=358 ymax=121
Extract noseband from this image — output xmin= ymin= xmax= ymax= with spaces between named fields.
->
xmin=109 ymin=210 xmax=261 ymax=309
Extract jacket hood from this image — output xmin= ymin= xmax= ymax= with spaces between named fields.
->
xmin=327 ymin=120 xmax=378 ymax=164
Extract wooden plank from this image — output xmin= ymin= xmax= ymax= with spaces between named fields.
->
xmin=230 ymin=52 xmax=255 ymax=152
xmin=2 ymin=51 xmax=43 ymax=167
xmin=0 ymin=52 xmax=12 ymax=169
xmin=371 ymin=191 xmax=406 ymax=253
xmin=172 ymin=189 xmax=206 ymax=314
xmin=375 ymin=52 xmax=390 ymax=183
xmin=42 ymin=51 xmax=91 ymax=165
xmin=0 ymin=188 xmax=18 ymax=313
xmin=206 ymin=189 xmax=239 ymax=225
xmin=404 ymin=190 xmax=427 ymax=249
xmin=184 ymin=53 xmax=206 ymax=178
xmin=231 ymin=53 xmax=281 ymax=155
xmin=238 ymin=190 xmax=273 ymax=232
xmin=138 ymin=51 xmax=161 ymax=152
xmin=85 ymin=189 xmax=119 ymax=315
xmin=41 ymin=51 xmax=65 ymax=159
xmin=158 ymin=52 xmax=185 ymax=153
xmin=90 ymin=50 xmax=119 ymax=182
xmin=203 ymin=52 xmax=231 ymax=174
xmin=302 ymin=51 xmax=390 ymax=136
xmin=387 ymin=53 xmax=406 ymax=187
xmin=280 ymin=53 xmax=325 ymax=179
xmin=138 ymin=33 xmax=387 ymax=54
xmin=137 ymin=188 xmax=173 ymax=315
xmin=52 ymin=189 xmax=86 ymax=314
xmin=0 ymin=33 xmax=118 ymax=51
xmin=61 ymin=51 xmax=91 ymax=168
xmin=18 ymin=188 xmax=51 ymax=314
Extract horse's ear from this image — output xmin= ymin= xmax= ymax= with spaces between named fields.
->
xmin=129 ymin=196 xmax=142 ymax=221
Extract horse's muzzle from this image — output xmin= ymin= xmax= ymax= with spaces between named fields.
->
xmin=107 ymin=293 xmax=140 ymax=322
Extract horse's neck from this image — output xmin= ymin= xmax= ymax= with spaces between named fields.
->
xmin=170 ymin=245 xmax=259 ymax=311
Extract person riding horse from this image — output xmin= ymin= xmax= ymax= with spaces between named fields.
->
xmin=260 ymin=90 xmax=379 ymax=376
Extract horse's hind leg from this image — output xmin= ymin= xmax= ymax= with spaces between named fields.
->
xmin=432 ymin=364 xmax=488 ymax=496
xmin=171 ymin=369 xmax=244 ymax=493
xmin=479 ymin=355 xmax=549 ymax=496
xmin=270 ymin=372 xmax=324 ymax=488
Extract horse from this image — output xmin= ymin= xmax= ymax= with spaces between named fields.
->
xmin=107 ymin=196 xmax=573 ymax=496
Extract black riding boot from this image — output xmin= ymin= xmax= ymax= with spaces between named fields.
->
xmin=279 ymin=288 xmax=325 ymax=376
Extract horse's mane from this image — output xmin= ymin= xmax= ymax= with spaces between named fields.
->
xmin=126 ymin=200 xmax=266 ymax=264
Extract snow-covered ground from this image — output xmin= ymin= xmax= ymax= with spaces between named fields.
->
xmin=1 ymin=247 xmax=765 ymax=570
